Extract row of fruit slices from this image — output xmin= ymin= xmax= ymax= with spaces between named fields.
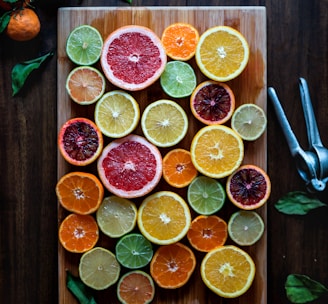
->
xmin=57 ymin=21 xmax=271 ymax=301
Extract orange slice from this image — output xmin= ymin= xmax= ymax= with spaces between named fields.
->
xmin=137 ymin=191 xmax=191 ymax=245
xmin=201 ymin=245 xmax=255 ymax=298
xmin=59 ymin=213 xmax=99 ymax=253
xmin=161 ymin=22 xmax=199 ymax=61
xmin=150 ymin=242 xmax=196 ymax=289
xmin=190 ymin=125 xmax=244 ymax=179
xmin=162 ymin=148 xmax=198 ymax=188
xmin=187 ymin=215 xmax=228 ymax=252
xmin=56 ymin=171 xmax=104 ymax=215
xmin=196 ymin=25 xmax=249 ymax=82
xmin=226 ymin=164 xmax=271 ymax=210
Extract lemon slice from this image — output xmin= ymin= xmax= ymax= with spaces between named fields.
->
xmin=95 ymin=91 xmax=140 ymax=138
xmin=141 ymin=99 xmax=188 ymax=147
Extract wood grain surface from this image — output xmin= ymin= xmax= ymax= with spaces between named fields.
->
xmin=57 ymin=6 xmax=267 ymax=303
xmin=2 ymin=1 xmax=328 ymax=304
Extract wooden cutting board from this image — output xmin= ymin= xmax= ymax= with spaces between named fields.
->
xmin=57 ymin=6 xmax=267 ymax=304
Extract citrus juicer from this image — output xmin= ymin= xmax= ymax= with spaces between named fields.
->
xmin=268 ymin=78 xmax=328 ymax=192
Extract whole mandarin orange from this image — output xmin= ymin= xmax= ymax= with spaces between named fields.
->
xmin=6 ymin=8 xmax=40 ymax=41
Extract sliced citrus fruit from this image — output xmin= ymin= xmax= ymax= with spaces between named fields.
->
xmin=190 ymin=80 xmax=235 ymax=125
xmin=226 ymin=164 xmax=271 ymax=210
xmin=190 ymin=125 xmax=244 ymax=179
xmin=228 ymin=210 xmax=265 ymax=246
xmin=187 ymin=176 xmax=225 ymax=215
xmin=196 ymin=25 xmax=249 ymax=82
xmin=58 ymin=117 xmax=103 ymax=166
xmin=101 ymin=25 xmax=167 ymax=91
xmin=160 ymin=61 xmax=197 ymax=98
xmin=58 ymin=213 xmax=99 ymax=253
xmin=141 ymin=99 xmax=188 ymax=148
xmin=66 ymin=66 xmax=106 ymax=105
xmin=96 ymin=195 xmax=137 ymax=238
xmin=79 ymin=247 xmax=121 ymax=290
xmin=150 ymin=242 xmax=196 ymax=289
xmin=231 ymin=103 xmax=267 ymax=141
xmin=94 ymin=90 xmax=140 ymax=138
xmin=187 ymin=215 xmax=228 ymax=252
xmin=117 ymin=270 xmax=155 ymax=304
xmin=137 ymin=191 xmax=191 ymax=245
xmin=66 ymin=24 xmax=103 ymax=65
xmin=97 ymin=134 xmax=162 ymax=198
xmin=161 ymin=22 xmax=199 ymax=61
xmin=115 ymin=233 xmax=153 ymax=269
xmin=56 ymin=171 xmax=104 ymax=215
xmin=162 ymin=148 xmax=198 ymax=188
xmin=200 ymin=245 xmax=255 ymax=298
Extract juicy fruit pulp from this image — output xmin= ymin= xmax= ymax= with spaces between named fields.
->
xmin=58 ymin=117 xmax=103 ymax=166
xmin=227 ymin=164 xmax=271 ymax=210
xmin=79 ymin=247 xmax=121 ymax=290
xmin=190 ymin=80 xmax=235 ymax=125
xmin=101 ymin=25 xmax=167 ymax=91
xmin=97 ymin=134 xmax=162 ymax=198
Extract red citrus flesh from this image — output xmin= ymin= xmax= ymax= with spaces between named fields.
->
xmin=226 ymin=164 xmax=271 ymax=210
xmin=58 ymin=117 xmax=103 ymax=166
xmin=101 ymin=25 xmax=167 ymax=91
xmin=190 ymin=80 xmax=235 ymax=125
xmin=97 ymin=134 xmax=162 ymax=198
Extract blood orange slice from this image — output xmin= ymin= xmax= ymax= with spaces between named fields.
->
xmin=190 ymin=80 xmax=235 ymax=125
xmin=58 ymin=117 xmax=103 ymax=166
xmin=97 ymin=134 xmax=162 ymax=198
xmin=226 ymin=164 xmax=271 ymax=210
xmin=100 ymin=25 xmax=167 ymax=91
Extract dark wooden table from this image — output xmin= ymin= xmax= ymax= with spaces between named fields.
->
xmin=1 ymin=0 xmax=328 ymax=303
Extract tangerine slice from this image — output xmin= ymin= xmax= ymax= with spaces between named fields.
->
xmin=162 ymin=148 xmax=198 ymax=188
xmin=58 ymin=117 xmax=103 ymax=166
xmin=59 ymin=213 xmax=99 ymax=253
xmin=97 ymin=134 xmax=162 ymax=198
xmin=101 ymin=25 xmax=167 ymax=91
xmin=161 ymin=22 xmax=199 ymax=61
xmin=190 ymin=80 xmax=235 ymax=125
xmin=150 ymin=242 xmax=196 ymax=289
xmin=187 ymin=215 xmax=228 ymax=252
xmin=56 ymin=171 xmax=104 ymax=215
xmin=226 ymin=164 xmax=271 ymax=210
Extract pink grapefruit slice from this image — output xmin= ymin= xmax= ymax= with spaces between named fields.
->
xmin=100 ymin=25 xmax=167 ymax=91
xmin=97 ymin=134 xmax=162 ymax=198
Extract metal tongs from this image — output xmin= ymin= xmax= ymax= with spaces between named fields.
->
xmin=268 ymin=78 xmax=328 ymax=192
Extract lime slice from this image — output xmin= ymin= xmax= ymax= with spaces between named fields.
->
xmin=79 ymin=247 xmax=121 ymax=290
xmin=66 ymin=25 xmax=103 ymax=65
xmin=231 ymin=103 xmax=267 ymax=141
xmin=115 ymin=233 xmax=153 ymax=269
xmin=96 ymin=196 xmax=137 ymax=238
xmin=95 ymin=90 xmax=140 ymax=138
xmin=228 ymin=210 xmax=265 ymax=246
xmin=160 ymin=61 xmax=197 ymax=98
xmin=187 ymin=176 xmax=225 ymax=215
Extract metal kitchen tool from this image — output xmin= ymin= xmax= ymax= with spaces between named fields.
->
xmin=268 ymin=78 xmax=328 ymax=192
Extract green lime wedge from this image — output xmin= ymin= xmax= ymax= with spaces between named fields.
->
xmin=160 ymin=61 xmax=197 ymax=98
xmin=228 ymin=210 xmax=265 ymax=246
xmin=187 ymin=176 xmax=226 ymax=215
xmin=115 ymin=233 xmax=153 ymax=269
xmin=79 ymin=247 xmax=121 ymax=290
xmin=66 ymin=25 xmax=103 ymax=65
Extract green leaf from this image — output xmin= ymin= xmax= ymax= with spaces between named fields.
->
xmin=125 ymin=0 xmax=132 ymax=4
xmin=0 ymin=11 xmax=11 ymax=34
xmin=275 ymin=191 xmax=326 ymax=215
xmin=11 ymin=50 xmax=54 ymax=96
xmin=66 ymin=271 xmax=97 ymax=304
xmin=285 ymin=274 xmax=328 ymax=303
